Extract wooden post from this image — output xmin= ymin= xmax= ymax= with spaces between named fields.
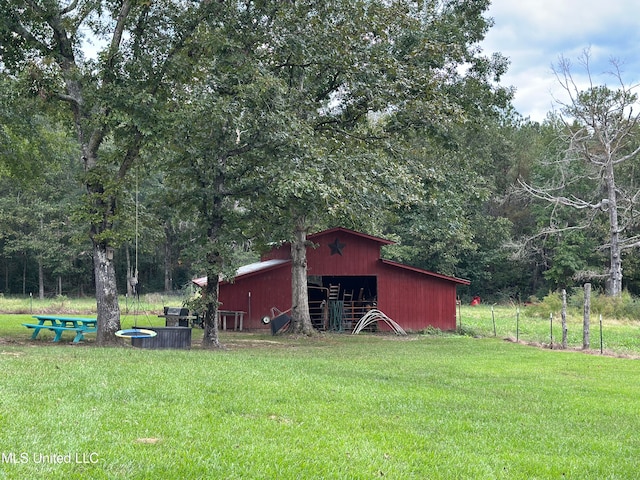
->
xmin=599 ymin=314 xmax=603 ymax=355
xmin=561 ymin=289 xmax=568 ymax=349
xmin=583 ymin=283 xmax=591 ymax=350
xmin=516 ymin=307 xmax=520 ymax=342
xmin=491 ymin=305 xmax=496 ymax=337
xmin=549 ymin=313 xmax=553 ymax=349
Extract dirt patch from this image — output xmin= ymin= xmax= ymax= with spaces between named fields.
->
xmin=0 ymin=334 xmax=100 ymax=348
xmin=222 ymin=339 xmax=288 ymax=349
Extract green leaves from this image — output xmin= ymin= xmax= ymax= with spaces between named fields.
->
xmin=0 ymin=0 xmax=532 ymax=304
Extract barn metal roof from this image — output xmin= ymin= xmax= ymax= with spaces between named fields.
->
xmin=192 ymin=258 xmax=290 ymax=287
xmin=236 ymin=259 xmax=289 ymax=277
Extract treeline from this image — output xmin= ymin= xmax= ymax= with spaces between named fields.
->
xmin=1 ymin=1 xmax=639 ymax=324
xmin=4 ymin=105 xmax=640 ymax=303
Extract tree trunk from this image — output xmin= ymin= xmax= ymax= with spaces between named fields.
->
xmin=38 ymin=217 xmax=45 ymax=299
xmin=583 ymin=283 xmax=591 ymax=350
xmin=94 ymin=243 xmax=122 ymax=345
xmin=561 ymin=289 xmax=568 ymax=349
xmin=22 ymin=255 xmax=26 ymax=295
xmin=604 ymin=164 xmax=622 ymax=296
xmin=164 ymin=231 xmax=172 ymax=292
xmin=290 ymin=220 xmax=314 ymax=335
xmin=202 ymin=253 xmax=221 ymax=348
xmin=38 ymin=259 xmax=44 ymax=300
xmin=200 ymin=167 xmax=227 ymax=348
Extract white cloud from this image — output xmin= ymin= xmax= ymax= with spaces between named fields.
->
xmin=482 ymin=0 xmax=640 ymax=121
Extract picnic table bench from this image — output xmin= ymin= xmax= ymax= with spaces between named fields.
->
xmin=22 ymin=315 xmax=97 ymax=343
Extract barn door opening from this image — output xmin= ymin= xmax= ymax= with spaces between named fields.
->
xmin=307 ymin=275 xmax=377 ymax=331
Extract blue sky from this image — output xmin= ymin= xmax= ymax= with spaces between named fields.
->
xmin=481 ymin=0 xmax=640 ymax=122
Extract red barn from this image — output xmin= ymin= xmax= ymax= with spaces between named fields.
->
xmin=195 ymin=227 xmax=469 ymax=332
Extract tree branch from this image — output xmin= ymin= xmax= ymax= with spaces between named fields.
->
xmin=518 ymin=179 xmax=607 ymax=211
xmin=613 ymin=144 xmax=640 ymax=165
xmin=60 ymin=0 xmax=80 ymax=16
xmin=52 ymin=91 xmax=81 ymax=107
xmin=4 ymin=12 xmax=50 ymax=55
xmin=108 ymin=0 xmax=133 ymax=62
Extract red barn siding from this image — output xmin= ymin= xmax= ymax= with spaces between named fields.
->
xmin=378 ymin=263 xmax=458 ymax=331
xmin=219 ymin=263 xmax=291 ymax=330
xmin=305 ymin=230 xmax=389 ymax=276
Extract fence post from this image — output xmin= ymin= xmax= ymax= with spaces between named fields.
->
xmin=550 ymin=313 xmax=553 ymax=349
xmin=561 ymin=289 xmax=568 ymax=349
xmin=516 ymin=307 xmax=520 ymax=342
xmin=492 ymin=305 xmax=496 ymax=337
xmin=583 ymin=283 xmax=591 ymax=350
xmin=599 ymin=314 xmax=603 ymax=355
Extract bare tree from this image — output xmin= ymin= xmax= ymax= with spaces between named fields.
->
xmin=521 ymin=50 xmax=640 ymax=296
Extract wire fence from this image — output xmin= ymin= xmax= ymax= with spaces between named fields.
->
xmin=457 ymin=303 xmax=640 ymax=357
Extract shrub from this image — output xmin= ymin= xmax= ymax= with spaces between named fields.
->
xmin=591 ymin=290 xmax=640 ymax=320
xmin=421 ymin=326 xmax=444 ymax=336
xmin=530 ymin=288 xmax=640 ymax=321
xmin=525 ymin=291 xmax=563 ymax=318
xmin=456 ymin=324 xmax=480 ymax=337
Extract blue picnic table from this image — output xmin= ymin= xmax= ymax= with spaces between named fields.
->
xmin=22 ymin=315 xmax=97 ymax=343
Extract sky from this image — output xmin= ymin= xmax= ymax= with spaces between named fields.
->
xmin=481 ymin=0 xmax=640 ymax=122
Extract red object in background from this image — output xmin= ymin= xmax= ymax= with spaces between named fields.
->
xmin=470 ymin=296 xmax=481 ymax=306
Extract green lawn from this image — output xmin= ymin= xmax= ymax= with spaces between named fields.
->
xmin=1 ymin=310 xmax=639 ymax=479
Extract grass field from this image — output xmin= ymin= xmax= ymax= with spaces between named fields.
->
xmin=0 ymin=293 xmax=175 ymax=316
xmin=1 ymin=299 xmax=639 ymax=479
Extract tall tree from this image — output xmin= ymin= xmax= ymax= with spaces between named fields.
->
xmin=521 ymin=51 xmax=640 ymax=296
xmin=161 ymin=1 xmax=293 ymax=346
xmin=252 ymin=0 xmax=510 ymax=333
xmin=0 ymin=0 xmax=221 ymax=342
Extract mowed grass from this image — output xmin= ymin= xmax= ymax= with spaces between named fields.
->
xmin=1 ymin=311 xmax=640 ymax=479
